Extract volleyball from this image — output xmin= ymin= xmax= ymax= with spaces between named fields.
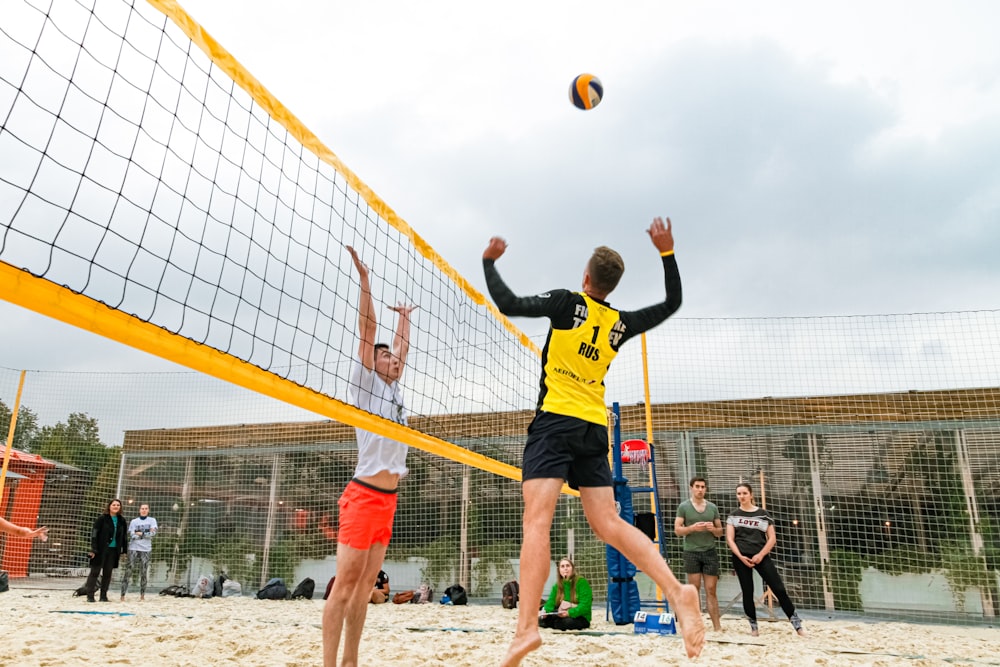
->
xmin=569 ymin=73 xmax=603 ymax=110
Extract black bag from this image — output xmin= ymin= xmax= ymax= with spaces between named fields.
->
xmin=634 ymin=512 xmax=657 ymax=541
xmin=291 ymin=577 xmax=315 ymax=600
xmin=443 ymin=584 xmax=468 ymax=606
xmin=501 ymin=580 xmax=519 ymax=609
xmin=0 ymin=571 xmax=8 ymax=594
xmin=256 ymin=577 xmax=290 ymax=600
xmin=213 ymin=573 xmax=228 ymax=598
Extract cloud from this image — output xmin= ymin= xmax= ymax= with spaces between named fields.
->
xmin=310 ymin=38 xmax=999 ymax=323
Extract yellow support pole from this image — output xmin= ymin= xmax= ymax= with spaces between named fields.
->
xmin=0 ymin=370 xmax=27 ymax=498
xmin=640 ymin=333 xmax=665 ymax=607
xmin=640 ymin=333 xmax=657 ymax=518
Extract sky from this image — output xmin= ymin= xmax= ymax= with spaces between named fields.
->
xmin=1 ymin=0 xmax=999 ymax=434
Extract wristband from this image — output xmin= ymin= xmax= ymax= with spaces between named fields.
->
xmin=659 ymin=250 xmax=674 ymax=257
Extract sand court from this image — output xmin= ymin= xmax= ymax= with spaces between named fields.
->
xmin=2 ymin=588 xmax=1000 ymax=666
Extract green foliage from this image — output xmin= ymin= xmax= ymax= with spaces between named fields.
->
xmin=157 ymin=531 xmax=193 ymax=582
xmin=940 ymin=543 xmax=993 ymax=611
xmin=284 ymin=528 xmax=336 ymax=562
xmin=263 ymin=539 xmax=296 ymax=583
xmin=31 ymin=413 xmax=111 ymax=472
xmin=0 ymin=400 xmax=39 ymax=449
xmin=417 ymin=537 xmax=458 ymax=589
xmin=471 ymin=540 xmax=518 ymax=595
xmin=211 ymin=538 xmax=261 ymax=585
xmin=868 ymin=548 xmax=935 ymax=576
xmin=829 ymin=549 xmax=864 ymax=612
xmin=571 ymin=536 xmax=608 ymax=599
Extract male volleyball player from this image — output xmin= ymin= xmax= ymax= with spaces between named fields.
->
xmin=322 ymin=246 xmax=417 ymax=667
xmin=482 ymin=217 xmax=704 ymax=664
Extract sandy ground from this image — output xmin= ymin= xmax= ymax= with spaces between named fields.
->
xmin=2 ymin=588 xmax=1000 ymax=666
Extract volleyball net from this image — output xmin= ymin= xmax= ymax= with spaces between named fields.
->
xmin=0 ymin=0 xmax=539 ymax=476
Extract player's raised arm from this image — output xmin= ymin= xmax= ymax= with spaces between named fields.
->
xmin=348 ymin=246 xmax=377 ymax=370
xmin=390 ymin=303 xmax=418 ymax=371
xmin=482 ymin=236 xmax=566 ymax=319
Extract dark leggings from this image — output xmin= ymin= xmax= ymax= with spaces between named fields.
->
xmin=85 ymin=551 xmax=117 ymax=599
xmin=731 ymin=553 xmax=796 ymax=621
xmin=539 ymin=614 xmax=590 ymax=631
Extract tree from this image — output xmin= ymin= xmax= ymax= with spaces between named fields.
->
xmin=0 ymin=399 xmax=40 ymax=450
xmin=31 ymin=412 xmax=111 ymax=473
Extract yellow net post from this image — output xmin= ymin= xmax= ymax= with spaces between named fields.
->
xmin=0 ymin=370 xmax=27 ymax=498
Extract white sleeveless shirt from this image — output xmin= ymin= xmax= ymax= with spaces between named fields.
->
xmin=349 ymin=358 xmax=409 ymax=478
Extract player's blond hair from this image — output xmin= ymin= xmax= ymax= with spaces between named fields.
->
xmin=587 ymin=246 xmax=625 ymax=295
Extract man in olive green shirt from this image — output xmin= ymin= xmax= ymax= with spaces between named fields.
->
xmin=674 ymin=476 xmax=724 ymax=630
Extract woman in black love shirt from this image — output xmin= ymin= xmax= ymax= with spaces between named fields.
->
xmin=726 ymin=482 xmax=806 ymax=637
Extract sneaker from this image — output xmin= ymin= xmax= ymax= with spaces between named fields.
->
xmin=99 ymin=596 xmax=110 ymax=602
xmin=86 ymin=596 xmax=96 ymax=603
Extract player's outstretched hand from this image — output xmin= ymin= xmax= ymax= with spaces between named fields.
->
xmin=390 ymin=303 xmax=419 ymax=317
xmin=346 ymin=246 xmax=368 ymax=278
xmin=647 ymin=217 xmax=674 ymax=254
xmin=483 ymin=237 xmax=508 ymax=261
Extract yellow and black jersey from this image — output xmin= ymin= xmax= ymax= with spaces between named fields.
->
xmin=484 ymin=253 xmax=682 ymax=425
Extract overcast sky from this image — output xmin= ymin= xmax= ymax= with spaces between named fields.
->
xmin=2 ymin=0 xmax=999 ymax=379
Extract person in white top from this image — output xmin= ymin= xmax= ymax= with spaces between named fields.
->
xmin=323 ymin=246 xmax=417 ymax=667
xmin=120 ymin=503 xmax=157 ymax=601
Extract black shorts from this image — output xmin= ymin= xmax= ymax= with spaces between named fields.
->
xmin=521 ymin=411 xmax=612 ymax=490
xmin=682 ymin=548 xmax=720 ymax=577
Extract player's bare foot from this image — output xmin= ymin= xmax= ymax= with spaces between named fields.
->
xmin=674 ymin=584 xmax=705 ymax=658
xmin=500 ymin=630 xmax=542 ymax=667
xmin=796 ymin=627 xmax=807 ymax=637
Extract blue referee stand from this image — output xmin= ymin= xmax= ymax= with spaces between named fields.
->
xmin=605 ymin=402 xmax=671 ymax=624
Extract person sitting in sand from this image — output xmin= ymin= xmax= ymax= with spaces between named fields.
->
xmin=538 ymin=558 xmax=591 ymax=631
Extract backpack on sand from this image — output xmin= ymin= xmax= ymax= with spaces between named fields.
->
xmin=256 ymin=577 xmax=290 ymax=600
xmin=442 ymin=584 xmax=468 ymax=606
xmin=501 ymin=580 xmax=519 ymax=609
xmin=291 ymin=577 xmax=316 ymax=600
xmin=412 ymin=584 xmax=433 ymax=604
xmin=392 ymin=590 xmax=415 ymax=604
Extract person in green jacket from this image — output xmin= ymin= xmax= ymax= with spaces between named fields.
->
xmin=539 ymin=558 xmax=592 ymax=630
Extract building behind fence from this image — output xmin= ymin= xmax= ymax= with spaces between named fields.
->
xmin=4 ymin=373 xmax=998 ymax=624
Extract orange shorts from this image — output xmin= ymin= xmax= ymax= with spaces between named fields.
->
xmin=337 ymin=479 xmax=397 ymax=550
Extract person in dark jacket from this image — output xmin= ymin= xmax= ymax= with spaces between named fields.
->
xmin=83 ymin=498 xmax=129 ymax=602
